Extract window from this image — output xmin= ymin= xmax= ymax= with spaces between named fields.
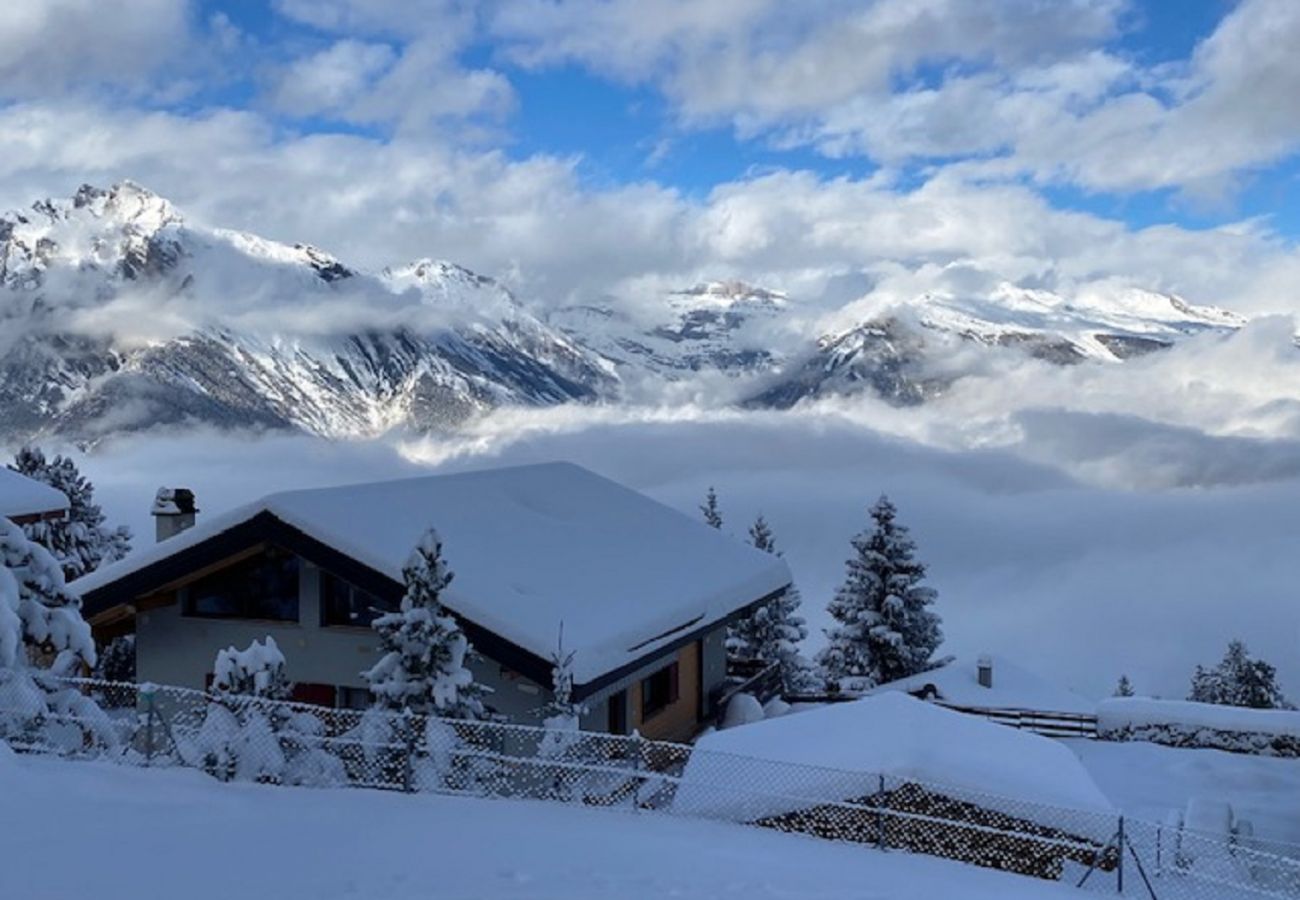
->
xmin=640 ymin=662 xmax=679 ymax=719
xmin=183 ymin=548 xmax=299 ymax=621
xmin=320 ymin=571 xmax=393 ymax=627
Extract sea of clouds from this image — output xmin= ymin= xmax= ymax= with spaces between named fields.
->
xmin=68 ymin=319 xmax=1300 ymax=704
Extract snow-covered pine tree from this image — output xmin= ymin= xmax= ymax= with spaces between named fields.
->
xmin=817 ymin=495 xmax=943 ymax=691
xmin=0 ymin=517 xmax=114 ymax=749
xmin=363 ymin=529 xmax=486 ymax=720
xmin=1188 ymin=640 xmax=1289 ymax=709
xmin=537 ymin=626 xmax=589 ymax=796
xmin=93 ymin=635 xmax=136 ymax=684
xmin=726 ymin=515 xmax=815 ymax=692
xmin=11 ymin=447 xmax=133 ymax=581
xmin=1114 ymin=675 xmax=1135 ymax=697
xmin=700 ymin=487 xmax=723 ymax=530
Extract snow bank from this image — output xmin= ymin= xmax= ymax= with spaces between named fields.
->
xmin=674 ymin=693 xmax=1113 ymax=831
xmin=1098 ymin=698 xmax=1300 ymax=756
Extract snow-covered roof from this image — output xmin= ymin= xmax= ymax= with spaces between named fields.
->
xmin=868 ymin=654 xmax=1096 ymax=715
xmin=674 ymin=693 xmax=1113 ymax=830
xmin=74 ymin=462 xmax=791 ymax=684
xmin=0 ymin=468 xmax=69 ymax=521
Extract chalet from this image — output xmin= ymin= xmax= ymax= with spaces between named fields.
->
xmin=72 ymin=462 xmax=792 ymax=742
xmin=0 ymin=468 xmax=69 ymax=525
xmin=868 ymin=654 xmax=1096 ymax=716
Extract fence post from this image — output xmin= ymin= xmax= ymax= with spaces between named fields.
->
xmin=877 ymin=774 xmax=887 ymax=850
xmin=1155 ymin=823 xmax=1161 ymax=877
xmin=402 ymin=714 xmax=417 ymax=794
xmin=140 ymin=684 xmax=156 ymax=767
xmin=1117 ymin=815 xmax=1126 ymax=894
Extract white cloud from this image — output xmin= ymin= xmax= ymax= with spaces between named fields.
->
xmin=269 ymin=40 xmax=397 ymax=117
xmin=0 ymin=0 xmax=193 ymax=100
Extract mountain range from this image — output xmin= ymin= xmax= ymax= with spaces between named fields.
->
xmin=0 ymin=182 xmax=1250 ymax=445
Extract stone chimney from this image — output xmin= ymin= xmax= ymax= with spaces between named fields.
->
xmin=152 ymin=488 xmax=198 ymax=542
xmin=976 ymin=654 xmax=994 ymax=689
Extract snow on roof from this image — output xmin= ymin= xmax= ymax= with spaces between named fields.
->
xmin=74 ymin=462 xmax=791 ymax=684
xmin=1098 ymin=697 xmax=1300 ymax=740
xmin=0 ymin=468 xmax=69 ymax=520
xmin=674 ymin=693 xmax=1113 ymax=830
xmin=868 ymin=655 xmax=1096 ymax=715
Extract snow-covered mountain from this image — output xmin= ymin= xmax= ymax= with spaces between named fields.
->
xmin=550 ymin=280 xmax=791 ymax=376
xmin=747 ymin=284 xmax=1247 ymax=408
xmin=0 ymin=182 xmax=1256 ymax=444
xmin=0 ymin=183 xmax=615 ymax=444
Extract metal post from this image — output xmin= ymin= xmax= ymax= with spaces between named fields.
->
xmin=141 ymin=685 xmax=156 ymax=767
xmin=877 ymin=774 xmax=887 ymax=850
xmin=1117 ymin=816 xmax=1126 ymax=894
xmin=402 ymin=715 xmax=416 ymax=794
xmin=1155 ymin=823 xmax=1162 ymax=876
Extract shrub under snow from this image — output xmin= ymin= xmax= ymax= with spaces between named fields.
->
xmin=1098 ymin=698 xmax=1300 ymax=757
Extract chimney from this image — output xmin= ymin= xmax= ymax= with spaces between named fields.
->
xmin=152 ymin=488 xmax=198 ymax=542
xmin=976 ymin=655 xmax=994 ymax=689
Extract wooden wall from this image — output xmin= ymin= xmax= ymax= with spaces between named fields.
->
xmin=632 ymin=641 xmax=702 ymax=743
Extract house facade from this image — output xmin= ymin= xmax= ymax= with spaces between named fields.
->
xmin=74 ymin=463 xmax=791 ymax=742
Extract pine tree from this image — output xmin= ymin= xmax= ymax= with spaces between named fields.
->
xmin=0 ymin=517 xmax=113 ymax=749
xmin=11 ymin=447 xmax=132 ymax=581
xmin=700 ymin=487 xmax=723 ymax=530
xmin=1114 ymin=675 xmax=1135 ymax=697
xmin=538 ymin=627 xmax=587 ymax=762
xmin=364 ymin=528 xmax=487 ymax=719
xmin=818 ymin=495 xmax=943 ymax=690
xmin=1189 ymin=640 xmax=1289 ymax=709
xmin=727 ymin=515 xmax=814 ymax=692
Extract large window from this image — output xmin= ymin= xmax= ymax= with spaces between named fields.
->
xmin=183 ymin=548 xmax=300 ymax=621
xmin=320 ymin=571 xmax=393 ymax=627
xmin=640 ymin=662 xmax=679 ymax=719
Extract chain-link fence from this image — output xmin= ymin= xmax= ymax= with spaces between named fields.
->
xmin=4 ymin=674 xmax=1297 ymax=900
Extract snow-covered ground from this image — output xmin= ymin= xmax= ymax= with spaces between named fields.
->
xmin=1067 ymin=738 xmax=1300 ymax=851
xmin=0 ymin=750 xmax=1094 ymax=900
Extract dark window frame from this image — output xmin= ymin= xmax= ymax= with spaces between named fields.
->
xmin=319 ymin=570 xmax=394 ymax=629
xmin=181 ymin=547 xmax=300 ymax=623
xmin=640 ymin=662 xmax=680 ymax=720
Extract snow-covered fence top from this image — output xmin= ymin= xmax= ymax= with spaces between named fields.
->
xmin=1098 ymin=697 xmax=1300 ymax=757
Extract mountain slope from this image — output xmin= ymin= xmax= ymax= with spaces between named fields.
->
xmin=0 ymin=183 xmax=616 ymax=444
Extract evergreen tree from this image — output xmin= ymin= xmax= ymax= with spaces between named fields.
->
xmin=11 ymin=447 xmax=132 ymax=581
xmin=93 ymin=635 xmax=136 ymax=684
xmin=727 ymin=515 xmax=815 ymax=692
xmin=1114 ymin=675 xmax=1135 ymax=697
xmin=538 ymin=627 xmax=587 ymax=763
xmin=1189 ymin=640 xmax=1289 ymax=709
xmin=0 ymin=517 xmax=114 ymax=749
xmin=364 ymin=528 xmax=486 ymax=719
xmin=817 ymin=495 xmax=943 ymax=690
xmin=700 ymin=487 xmax=723 ymax=530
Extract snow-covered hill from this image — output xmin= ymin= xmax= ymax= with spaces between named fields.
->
xmin=0 ymin=182 xmax=1256 ymax=443
xmin=0 ymin=183 xmax=614 ymax=444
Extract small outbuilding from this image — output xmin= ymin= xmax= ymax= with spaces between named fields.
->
xmin=0 ymin=468 xmax=69 ymax=525
xmin=674 ymin=693 xmax=1117 ymax=879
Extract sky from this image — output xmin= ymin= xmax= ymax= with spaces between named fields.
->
xmin=5 ymin=0 xmax=1300 ymax=316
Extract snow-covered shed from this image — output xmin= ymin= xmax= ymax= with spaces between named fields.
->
xmin=73 ymin=462 xmax=792 ymax=741
xmin=868 ymin=654 xmax=1096 ymax=716
xmin=674 ymin=693 xmax=1115 ymax=879
xmin=0 ymin=468 xmax=68 ymax=525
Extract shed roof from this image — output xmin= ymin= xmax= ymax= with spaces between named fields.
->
xmin=869 ymin=654 xmax=1096 ymax=715
xmin=0 ymin=468 xmax=69 ymax=521
xmin=74 ymin=462 xmax=791 ymax=687
xmin=675 ymin=693 xmax=1113 ymax=828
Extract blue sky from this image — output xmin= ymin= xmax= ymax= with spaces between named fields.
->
xmin=4 ymin=0 xmax=1300 ymax=313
